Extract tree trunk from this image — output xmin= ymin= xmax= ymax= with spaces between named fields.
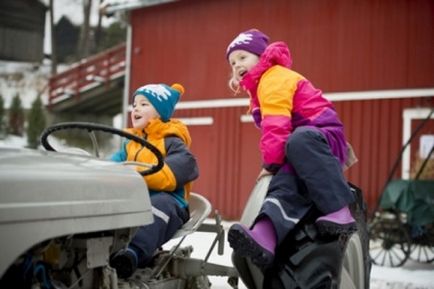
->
xmin=78 ymin=0 xmax=93 ymax=59
xmin=94 ymin=0 xmax=104 ymax=51
xmin=49 ymin=0 xmax=57 ymax=74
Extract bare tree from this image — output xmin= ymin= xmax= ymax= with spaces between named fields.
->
xmin=49 ymin=0 xmax=57 ymax=74
xmin=78 ymin=0 xmax=93 ymax=58
xmin=94 ymin=0 xmax=104 ymax=50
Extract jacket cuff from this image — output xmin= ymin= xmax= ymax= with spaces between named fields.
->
xmin=262 ymin=163 xmax=282 ymax=174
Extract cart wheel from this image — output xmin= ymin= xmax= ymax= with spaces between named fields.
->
xmin=410 ymin=225 xmax=434 ymax=264
xmin=410 ymin=244 xmax=434 ymax=263
xmin=369 ymin=213 xmax=411 ymax=267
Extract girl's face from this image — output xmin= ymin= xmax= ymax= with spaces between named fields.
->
xmin=131 ymin=95 xmax=160 ymax=129
xmin=228 ymin=50 xmax=260 ymax=84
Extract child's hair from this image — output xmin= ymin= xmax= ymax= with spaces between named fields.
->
xmin=226 ymin=29 xmax=269 ymax=94
xmin=228 ymin=77 xmax=240 ymax=94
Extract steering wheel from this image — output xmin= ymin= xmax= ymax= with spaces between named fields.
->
xmin=40 ymin=122 xmax=164 ymax=176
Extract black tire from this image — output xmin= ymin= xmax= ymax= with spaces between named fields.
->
xmin=262 ymin=183 xmax=371 ymax=289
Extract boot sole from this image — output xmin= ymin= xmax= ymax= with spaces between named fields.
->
xmin=316 ymin=220 xmax=357 ymax=237
xmin=110 ymin=252 xmax=136 ymax=279
xmin=228 ymin=224 xmax=274 ymax=271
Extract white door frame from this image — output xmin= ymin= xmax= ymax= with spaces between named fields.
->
xmin=402 ymin=108 xmax=434 ymax=179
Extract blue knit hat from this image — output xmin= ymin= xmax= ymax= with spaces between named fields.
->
xmin=133 ymin=83 xmax=184 ymax=122
xmin=226 ymin=29 xmax=269 ymax=60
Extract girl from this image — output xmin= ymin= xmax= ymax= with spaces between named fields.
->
xmin=226 ymin=29 xmax=356 ymax=270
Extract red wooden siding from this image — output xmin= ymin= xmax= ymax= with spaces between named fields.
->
xmin=128 ymin=0 xmax=434 ymax=219
xmin=129 ymin=0 xmax=434 ymax=98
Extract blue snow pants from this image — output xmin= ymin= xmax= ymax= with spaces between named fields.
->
xmin=129 ymin=192 xmax=189 ymax=266
xmin=256 ymin=126 xmax=355 ymax=244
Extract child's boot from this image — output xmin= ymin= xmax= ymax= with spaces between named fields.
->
xmin=315 ymin=205 xmax=357 ymax=236
xmin=109 ymin=248 xmax=138 ymax=279
xmin=228 ymin=217 xmax=276 ymax=270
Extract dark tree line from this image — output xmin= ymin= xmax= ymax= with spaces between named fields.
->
xmin=54 ymin=16 xmax=126 ymax=64
xmin=0 ymin=93 xmax=46 ymax=149
xmin=49 ymin=0 xmax=126 ymax=69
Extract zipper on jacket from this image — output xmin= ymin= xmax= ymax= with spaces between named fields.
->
xmin=133 ymin=130 xmax=148 ymax=161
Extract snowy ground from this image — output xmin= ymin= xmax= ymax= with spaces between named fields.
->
xmin=1 ymin=137 xmax=433 ymax=288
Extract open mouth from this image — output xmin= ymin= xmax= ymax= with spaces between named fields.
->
xmin=134 ymin=115 xmax=142 ymax=120
xmin=239 ymin=70 xmax=247 ymax=78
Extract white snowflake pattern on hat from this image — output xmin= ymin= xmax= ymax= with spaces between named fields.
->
xmin=227 ymin=32 xmax=253 ymax=52
xmin=139 ymin=84 xmax=170 ymax=102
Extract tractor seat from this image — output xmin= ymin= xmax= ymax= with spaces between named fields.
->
xmin=172 ymin=192 xmax=212 ymax=239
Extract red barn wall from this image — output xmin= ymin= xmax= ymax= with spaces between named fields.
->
xmin=128 ymin=0 xmax=434 ymax=219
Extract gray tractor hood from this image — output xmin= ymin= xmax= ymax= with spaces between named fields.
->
xmin=0 ymin=147 xmax=153 ymax=277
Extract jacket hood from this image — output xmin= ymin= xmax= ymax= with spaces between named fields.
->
xmin=240 ymin=41 xmax=293 ymax=94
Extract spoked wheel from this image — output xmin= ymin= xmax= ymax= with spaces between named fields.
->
xmin=410 ymin=225 xmax=434 ymax=264
xmin=410 ymin=244 xmax=434 ymax=264
xmin=369 ymin=212 xmax=411 ymax=267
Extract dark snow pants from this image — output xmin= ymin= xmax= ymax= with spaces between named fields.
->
xmin=256 ymin=126 xmax=355 ymax=244
xmin=129 ymin=192 xmax=189 ymax=266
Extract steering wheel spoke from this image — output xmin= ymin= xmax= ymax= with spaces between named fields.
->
xmin=40 ymin=122 xmax=164 ymax=176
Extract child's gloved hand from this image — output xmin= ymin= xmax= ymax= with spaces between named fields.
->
xmin=252 ymin=107 xmax=262 ymax=128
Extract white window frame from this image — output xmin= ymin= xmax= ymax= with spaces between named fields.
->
xmin=402 ymin=108 xmax=434 ymax=179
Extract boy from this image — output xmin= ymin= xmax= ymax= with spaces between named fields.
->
xmin=110 ymin=83 xmax=199 ymax=279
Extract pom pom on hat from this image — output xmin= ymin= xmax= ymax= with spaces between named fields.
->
xmin=226 ymin=29 xmax=269 ymax=60
xmin=133 ymin=83 xmax=184 ymax=122
xmin=171 ymin=83 xmax=185 ymax=95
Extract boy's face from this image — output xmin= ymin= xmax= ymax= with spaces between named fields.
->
xmin=228 ymin=50 xmax=260 ymax=84
xmin=131 ymin=95 xmax=160 ymax=129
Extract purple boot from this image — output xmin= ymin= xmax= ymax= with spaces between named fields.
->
xmin=228 ymin=217 xmax=276 ymax=270
xmin=315 ymin=205 xmax=357 ymax=236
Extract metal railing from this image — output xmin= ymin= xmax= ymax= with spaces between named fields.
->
xmin=48 ymin=43 xmax=126 ymax=108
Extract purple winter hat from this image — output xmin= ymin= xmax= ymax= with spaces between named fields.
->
xmin=226 ymin=29 xmax=270 ymax=60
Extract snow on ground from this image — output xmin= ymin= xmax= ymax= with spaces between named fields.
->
xmin=1 ymin=137 xmax=433 ymax=289
xmin=370 ymin=260 xmax=434 ymax=289
xmin=0 ymin=134 xmax=28 ymax=148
